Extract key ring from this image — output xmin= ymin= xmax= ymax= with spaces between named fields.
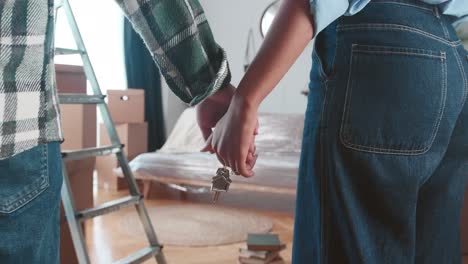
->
xmin=223 ymin=164 xmax=240 ymax=176
xmin=226 ymin=165 xmax=240 ymax=176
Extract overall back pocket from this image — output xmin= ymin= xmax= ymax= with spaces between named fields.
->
xmin=0 ymin=144 xmax=49 ymax=215
xmin=340 ymin=44 xmax=447 ymax=155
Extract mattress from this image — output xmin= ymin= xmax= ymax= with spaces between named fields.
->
xmin=117 ymin=109 xmax=305 ymax=195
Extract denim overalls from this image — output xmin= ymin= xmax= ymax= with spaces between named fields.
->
xmin=293 ymin=0 xmax=468 ymax=263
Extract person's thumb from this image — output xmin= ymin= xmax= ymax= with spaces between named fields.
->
xmin=201 ymin=134 xmax=215 ymax=153
xmin=200 ymin=126 xmax=213 ymax=141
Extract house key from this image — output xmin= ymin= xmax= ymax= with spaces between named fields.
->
xmin=211 ymin=167 xmax=232 ymax=203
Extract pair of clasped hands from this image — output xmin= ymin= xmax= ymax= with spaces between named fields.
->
xmin=198 ymin=84 xmax=259 ymax=178
xmin=197 ymin=0 xmax=315 ymax=177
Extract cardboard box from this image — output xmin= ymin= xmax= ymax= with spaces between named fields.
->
xmin=107 ymin=89 xmax=145 ymax=124
xmin=55 ymin=64 xmax=87 ymax=94
xmin=55 ymin=63 xmax=96 ymax=150
xmin=96 ymin=123 xmax=148 ymax=190
xmin=60 ymin=104 xmax=97 ymax=150
xmin=99 ymin=123 xmax=148 ymax=160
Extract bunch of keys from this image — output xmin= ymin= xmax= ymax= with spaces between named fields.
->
xmin=211 ymin=166 xmax=232 ymax=203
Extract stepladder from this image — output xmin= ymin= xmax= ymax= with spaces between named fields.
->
xmin=55 ymin=0 xmax=166 ymax=263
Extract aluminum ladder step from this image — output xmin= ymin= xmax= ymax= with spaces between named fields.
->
xmin=76 ymin=195 xmax=142 ymax=221
xmin=55 ymin=47 xmax=85 ymax=55
xmin=113 ymin=246 xmax=161 ymax=264
xmin=61 ymin=144 xmax=122 ymax=161
xmin=59 ymin=94 xmax=106 ymax=104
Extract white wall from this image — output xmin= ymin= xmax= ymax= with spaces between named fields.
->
xmin=162 ymin=79 xmax=188 ymax=137
xmin=162 ymin=0 xmax=314 ymax=135
xmin=55 ymin=0 xmax=127 ymax=94
xmin=199 ymin=0 xmax=312 ymax=114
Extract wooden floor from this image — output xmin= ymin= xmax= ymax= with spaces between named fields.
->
xmin=85 ymin=186 xmax=294 ymax=264
xmin=85 ymin=185 xmax=468 ymax=264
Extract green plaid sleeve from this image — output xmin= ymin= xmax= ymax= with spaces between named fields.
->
xmin=114 ymin=0 xmax=231 ymax=106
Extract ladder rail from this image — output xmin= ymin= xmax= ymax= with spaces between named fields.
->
xmin=115 ymin=152 xmax=167 ymax=264
xmin=61 ymin=167 xmax=90 ymax=264
xmin=57 ymin=0 xmax=166 ymax=263
xmin=60 ymin=0 xmax=121 ymax=151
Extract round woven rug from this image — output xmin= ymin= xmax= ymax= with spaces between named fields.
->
xmin=119 ymin=204 xmax=273 ymax=246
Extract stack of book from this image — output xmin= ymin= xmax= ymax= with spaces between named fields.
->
xmin=238 ymin=234 xmax=286 ymax=264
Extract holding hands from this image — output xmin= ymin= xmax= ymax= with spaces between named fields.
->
xmin=197 ymin=0 xmax=313 ymax=178
xmin=197 ymin=86 xmax=259 ymax=177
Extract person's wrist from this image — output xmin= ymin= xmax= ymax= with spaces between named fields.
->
xmin=232 ymin=90 xmax=261 ymax=111
xmin=233 ymin=88 xmax=261 ymax=110
xmin=205 ymin=84 xmax=235 ymax=104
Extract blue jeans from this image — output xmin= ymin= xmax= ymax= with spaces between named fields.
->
xmin=293 ymin=0 xmax=468 ymax=263
xmin=0 ymin=142 xmax=63 ymax=263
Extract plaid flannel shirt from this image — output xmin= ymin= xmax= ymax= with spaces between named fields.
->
xmin=0 ymin=0 xmax=231 ymax=159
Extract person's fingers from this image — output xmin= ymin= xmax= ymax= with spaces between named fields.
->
xmin=248 ymin=124 xmax=256 ymax=155
xmin=216 ymin=155 xmax=227 ymax=167
xmin=200 ymin=126 xmax=213 ymax=141
xmin=237 ymin=148 xmax=254 ymax=177
xmin=249 ymin=141 xmax=255 ymax=154
xmin=233 ymin=160 xmax=241 ymax=176
xmin=227 ymin=153 xmax=238 ymax=174
xmin=245 ymin=152 xmax=255 ymax=169
xmin=254 ymin=119 xmax=259 ymax=135
xmin=213 ymin=148 xmax=227 ymax=167
xmin=238 ymin=161 xmax=254 ymax=177
xmin=220 ymin=156 xmax=228 ymax=167
xmin=214 ymin=137 xmax=230 ymax=168
xmin=201 ymin=134 xmax=214 ymax=153
xmin=248 ymin=132 xmax=257 ymax=161
xmin=237 ymin=120 xmax=257 ymax=177
xmin=246 ymin=152 xmax=255 ymax=169
xmin=246 ymin=151 xmax=258 ymax=169
xmin=201 ymin=145 xmax=215 ymax=154
xmin=247 ymin=154 xmax=258 ymax=170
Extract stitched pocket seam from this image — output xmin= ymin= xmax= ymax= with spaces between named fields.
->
xmin=453 ymin=47 xmax=468 ymax=108
xmin=0 ymin=144 xmax=49 ymax=214
xmin=339 ymin=44 xmax=447 ymax=155
xmin=337 ymin=24 xmax=461 ymax=47
xmin=352 ymin=45 xmax=445 ymax=59
xmin=370 ymin=1 xmax=433 ymax=12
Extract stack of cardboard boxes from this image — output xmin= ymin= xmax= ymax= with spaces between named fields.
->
xmin=96 ymin=89 xmax=148 ymax=190
xmin=56 ymin=64 xmax=96 ymax=264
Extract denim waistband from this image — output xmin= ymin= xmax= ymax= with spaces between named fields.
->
xmin=371 ymin=0 xmax=458 ymax=24
xmin=312 ymin=0 xmax=463 ymax=82
xmin=337 ymin=0 xmax=461 ymax=45
xmin=371 ymin=0 xmax=437 ymax=11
